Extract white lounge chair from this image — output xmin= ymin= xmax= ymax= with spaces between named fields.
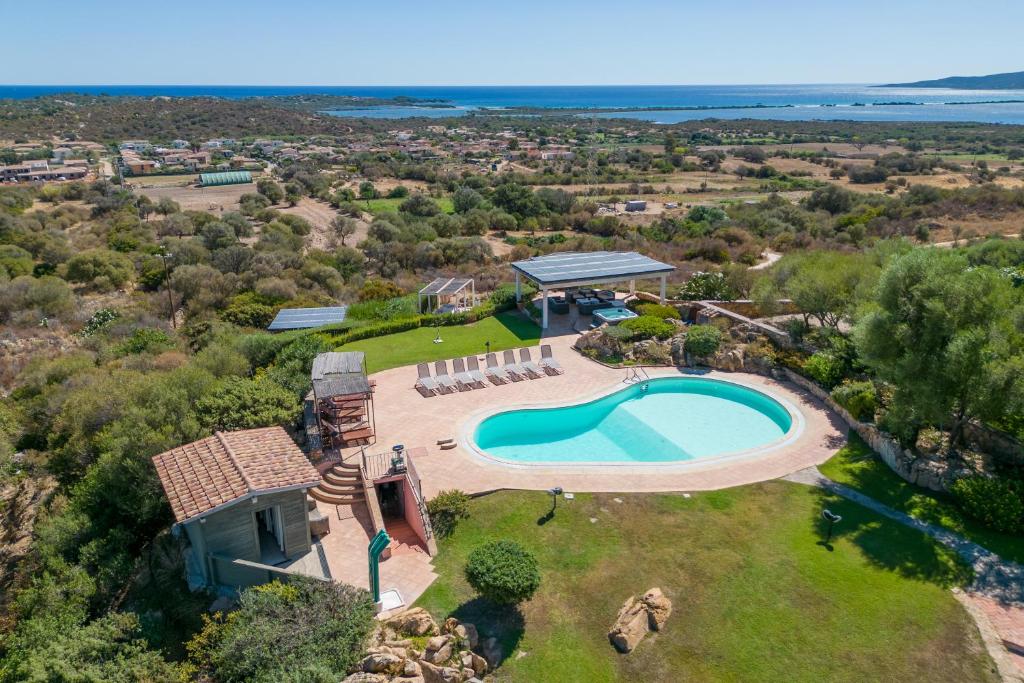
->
xmin=465 ymin=356 xmax=489 ymax=386
xmin=433 ymin=360 xmax=458 ymax=393
xmin=539 ymin=344 xmax=564 ymax=375
xmin=452 ymin=357 xmax=482 ymax=389
xmin=484 ymin=353 xmax=511 ymax=384
xmin=415 ymin=363 xmax=440 ymax=395
xmin=502 ymin=350 xmax=528 ymax=381
xmin=518 ymin=348 xmax=544 ymax=379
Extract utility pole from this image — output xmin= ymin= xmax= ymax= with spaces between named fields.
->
xmin=158 ymin=248 xmax=176 ymax=329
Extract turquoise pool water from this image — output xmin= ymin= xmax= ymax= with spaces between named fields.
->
xmin=593 ymin=308 xmax=637 ymax=323
xmin=472 ymin=377 xmax=793 ymax=463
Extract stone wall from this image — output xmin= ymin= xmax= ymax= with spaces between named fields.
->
xmin=711 ymin=299 xmax=801 ymax=318
xmin=779 ymin=368 xmax=969 ymax=492
xmin=964 ymin=422 xmax=1024 ymax=467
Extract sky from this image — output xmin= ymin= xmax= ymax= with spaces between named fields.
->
xmin=3 ymin=0 xmax=1023 ymax=85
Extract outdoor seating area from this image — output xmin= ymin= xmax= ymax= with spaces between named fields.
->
xmin=414 ymin=344 xmax=564 ymax=396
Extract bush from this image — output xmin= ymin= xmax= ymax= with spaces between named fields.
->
xmin=802 ymin=351 xmax=846 ymax=389
xmin=619 ymin=315 xmax=676 ymax=341
xmin=63 ymin=248 xmax=134 ymax=290
xmin=195 ymin=376 xmax=300 ymax=431
xmin=194 ymin=578 xmax=375 ymax=682
xmin=117 ymin=328 xmax=174 ymax=355
xmin=464 ymin=540 xmax=541 ymax=604
xmin=950 ymin=476 xmax=1024 ymax=534
xmin=684 ymin=324 xmax=723 ymax=357
xmin=635 ymin=303 xmax=681 ymax=320
xmin=358 ymin=279 xmax=403 ymax=302
xmin=427 ymin=489 xmax=471 ymax=538
xmin=221 ymin=301 xmax=277 ymax=328
xmin=830 ymin=380 xmax=877 ymax=422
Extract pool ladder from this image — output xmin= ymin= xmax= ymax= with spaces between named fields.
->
xmin=625 ymin=366 xmax=650 ymax=388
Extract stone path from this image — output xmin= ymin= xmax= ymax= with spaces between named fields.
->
xmin=785 ymin=466 xmax=1024 ymax=682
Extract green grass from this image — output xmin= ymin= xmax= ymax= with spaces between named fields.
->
xmin=338 ymin=310 xmax=540 ymax=374
xmin=361 ymin=196 xmax=455 ymax=215
xmin=819 ymin=433 xmax=1024 ymax=564
xmin=416 ymin=485 xmax=995 ymax=682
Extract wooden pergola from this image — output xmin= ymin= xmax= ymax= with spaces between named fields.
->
xmin=311 ymin=352 xmax=375 ymax=449
xmin=418 ymin=277 xmax=476 ymax=314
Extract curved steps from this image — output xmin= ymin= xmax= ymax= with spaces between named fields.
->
xmin=310 ymin=462 xmax=367 ymax=506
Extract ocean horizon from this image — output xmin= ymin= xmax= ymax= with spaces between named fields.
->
xmin=4 ymin=84 xmax=1024 ymax=123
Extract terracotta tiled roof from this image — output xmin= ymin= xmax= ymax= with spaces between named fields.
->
xmin=152 ymin=426 xmax=320 ymax=523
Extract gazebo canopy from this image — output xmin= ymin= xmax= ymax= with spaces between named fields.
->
xmin=419 ymin=277 xmax=473 ymax=297
xmin=311 ymin=352 xmax=370 ymax=399
xmin=510 ymin=251 xmax=676 ymax=328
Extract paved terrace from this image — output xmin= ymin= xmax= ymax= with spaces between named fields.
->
xmin=339 ymin=323 xmax=847 ymax=497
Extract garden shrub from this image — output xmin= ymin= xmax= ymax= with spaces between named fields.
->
xmin=950 ymin=476 xmax=1024 ymax=533
xmin=830 ymin=380 xmax=877 ymax=422
xmin=802 ymin=351 xmax=846 ymax=389
xmin=221 ymin=301 xmax=277 ymax=328
xmin=195 ymin=376 xmax=300 ymax=431
xmin=427 ymin=489 xmax=471 ymax=538
xmin=620 ymin=315 xmax=676 ymax=341
xmin=191 ymin=578 xmax=375 ymax=682
xmin=117 ymin=328 xmax=174 ymax=355
xmin=465 ymin=540 xmax=541 ymax=604
xmin=635 ymin=303 xmax=681 ymax=320
xmin=684 ymin=324 xmax=723 ymax=357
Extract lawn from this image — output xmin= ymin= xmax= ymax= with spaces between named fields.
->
xmin=339 ymin=311 xmax=541 ymax=374
xmin=819 ymin=433 xmax=1024 ymax=564
xmin=361 ymin=196 xmax=455 ymax=215
xmin=415 ymin=484 xmax=997 ymax=682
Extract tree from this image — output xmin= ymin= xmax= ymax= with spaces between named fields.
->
xmin=195 ymin=376 xmax=300 ymax=431
xmin=664 ymin=132 xmax=678 ymax=155
xmin=805 ymin=184 xmax=855 ymax=215
xmin=854 ymin=249 xmax=1024 ymax=448
xmin=330 ymin=214 xmax=358 ymax=246
xmin=399 ymin=193 xmax=441 ymax=217
xmin=452 ymin=186 xmax=484 ymax=214
xmin=358 ymin=181 xmax=377 ymax=200
xmin=492 ymin=182 xmax=544 ymax=218
xmin=256 ymin=178 xmax=284 ymax=204
xmin=63 ymin=248 xmax=135 ymax=290
xmin=191 ymin=579 xmax=375 ymax=682
xmin=755 ymin=251 xmax=878 ymax=328
xmin=465 ymin=540 xmax=541 ymax=604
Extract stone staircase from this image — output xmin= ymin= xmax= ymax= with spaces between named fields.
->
xmin=309 ymin=461 xmax=366 ymax=505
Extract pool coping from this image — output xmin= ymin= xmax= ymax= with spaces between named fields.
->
xmin=458 ymin=373 xmax=807 ymax=473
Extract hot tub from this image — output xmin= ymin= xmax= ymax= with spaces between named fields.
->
xmin=593 ymin=307 xmax=638 ymax=325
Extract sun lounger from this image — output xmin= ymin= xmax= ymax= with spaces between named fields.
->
xmin=465 ymin=355 xmax=489 ymax=386
xmin=452 ymin=357 xmax=482 ymax=389
xmin=540 ymin=344 xmax=564 ymax=375
xmin=433 ymin=360 xmax=459 ymax=393
xmin=415 ymin=363 xmax=440 ymax=395
xmin=518 ymin=348 xmax=545 ymax=378
xmin=484 ymin=353 xmax=511 ymax=384
xmin=502 ymin=350 xmax=528 ymax=381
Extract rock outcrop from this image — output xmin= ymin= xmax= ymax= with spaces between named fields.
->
xmin=355 ymin=614 xmax=489 ymax=683
xmin=608 ymin=587 xmax=673 ymax=653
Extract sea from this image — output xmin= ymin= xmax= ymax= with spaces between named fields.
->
xmin=4 ymin=84 xmax=1024 ymax=124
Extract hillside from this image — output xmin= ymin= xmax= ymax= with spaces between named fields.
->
xmin=882 ymin=70 xmax=1024 ymax=90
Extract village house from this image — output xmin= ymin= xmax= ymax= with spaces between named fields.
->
xmin=152 ymin=426 xmax=329 ymax=591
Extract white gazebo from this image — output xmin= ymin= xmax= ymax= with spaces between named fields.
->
xmin=418 ymin=277 xmax=476 ymax=314
xmin=510 ymin=251 xmax=676 ymax=328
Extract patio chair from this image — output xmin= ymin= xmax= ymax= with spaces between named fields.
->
xmin=484 ymin=353 xmax=512 ymax=384
xmin=415 ymin=363 xmax=440 ymax=395
xmin=540 ymin=344 xmax=564 ymax=375
xmin=465 ymin=355 xmax=490 ymax=386
xmin=518 ymin=348 xmax=545 ymax=378
xmin=452 ymin=357 xmax=483 ymax=389
xmin=433 ymin=360 xmax=459 ymax=393
xmin=502 ymin=350 xmax=528 ymax=381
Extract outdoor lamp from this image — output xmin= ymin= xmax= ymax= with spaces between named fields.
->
xmin=821 ymin=509 xmax=842 ymax=544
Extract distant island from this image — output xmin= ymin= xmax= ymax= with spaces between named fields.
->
xmin=882 ymin=70 xmax=1024 ymax=90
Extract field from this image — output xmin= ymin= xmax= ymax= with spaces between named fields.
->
xmin=360 ymin=196 xmax=455 ymax=215
xmin=338 ymin=310 xmax=540 ymax=373
xmin=415 ymin=485 xmax=996 ymax=682
xmin=137 ymin=182 xmax=255 ymax=212
xmin=819 ymin=434 xmax=1024 ymax=564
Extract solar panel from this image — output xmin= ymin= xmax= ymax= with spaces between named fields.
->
xmin=510 ymin=251 xmax=674 ymax=286
xmin=267 ymin=306 xmax=348 ymax=331
xmin=419 ymin=277 xmax=473 ymax=296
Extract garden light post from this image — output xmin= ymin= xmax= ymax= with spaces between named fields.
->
xmin=822 ymin=509 xmax=842 ymax=545
xmin=547 ymin=487 xmax=563 ymax=513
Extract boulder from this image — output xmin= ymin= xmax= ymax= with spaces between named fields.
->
xmin=342 ymin=674 xmax=388 ymax=683
xmin=423 ymin=635 xmax=453 ymax=665
xmin=402 ymin=660 xmax=422 ymax=677
xmin=386 ymin=607 xmax=439 ymax=637
xmin=608 ymin=596 xmax=650 ymax=653
xmin=360 ymin=652 xmax=404 ymax=675
xmin=419 ymin=660 xmax=463 ymax=683
xmin=461 ymin=623 xmax=479 ymax=650
xmin=469 ymin=652 xmax=488 ymax=676
xmin=480 ymin=636 xmax=503 ymax=669
xmin=641 ymin=587 xmax=672 ymax=631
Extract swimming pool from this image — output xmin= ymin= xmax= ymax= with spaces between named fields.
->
xmin=470 ymin=377 xmax=796 ymax=465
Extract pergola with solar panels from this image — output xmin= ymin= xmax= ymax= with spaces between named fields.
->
xmin=510 ymin=251 xmax=676 ymax=328
xmin=310 ymin=352 xmax=375 ymax=450
xmin=418 ymin=277 xmax=476 ymax=314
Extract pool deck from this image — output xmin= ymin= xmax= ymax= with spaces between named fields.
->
xmin=344 ymin=324 xmax=847 ymax=497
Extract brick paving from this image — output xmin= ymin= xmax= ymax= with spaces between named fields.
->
xmin=342 ymin=325 xmax=848 ymax=498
